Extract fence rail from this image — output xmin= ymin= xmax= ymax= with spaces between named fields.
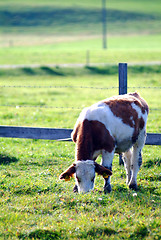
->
xmin=0 ymin=126 xmax=160 ymax=145
xmin=0 ymin=126 xmax=72 ymax=141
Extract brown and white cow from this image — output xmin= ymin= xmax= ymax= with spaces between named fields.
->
xmin=60 ymin=92 xmax=149 ymax=193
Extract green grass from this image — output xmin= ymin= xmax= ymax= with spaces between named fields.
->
xmin=0 ymin=66 xmax=160 ymax=239
xmin=0 ymin=65 xmax=160 ymax=131
xmin=0 ymin=34 xmax=161 ymax=65
xmin=0 ymin=0 xmax=161 ymax=238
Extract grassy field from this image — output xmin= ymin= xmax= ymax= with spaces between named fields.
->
xmin=0 ymin=66 xmax=161 ymax=239
xmin=0 ymin=34 xmax=161 ymax=65
xmin=0 ymin=65 xmax=161 ymax=131
xmin=0 ymin=0 xmax=161 ymax=239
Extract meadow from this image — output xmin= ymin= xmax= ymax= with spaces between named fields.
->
xmin=0 ymin=0 xmax=161 ymax=239
xmin=0 ymin=66 xmax=161 ymax=239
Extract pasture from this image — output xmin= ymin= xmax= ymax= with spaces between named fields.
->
xmin=0 ymin=0 xmax=161 ymax=238
xmin=0 ymin=66 xmax=161 ymax=239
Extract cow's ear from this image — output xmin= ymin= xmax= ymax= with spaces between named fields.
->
xmin=59 ymin=164 xmax=76 ymax=181
xmin=94 ymin=162 xmax=112 ymax=178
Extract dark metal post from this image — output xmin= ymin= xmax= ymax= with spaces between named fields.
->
xmin=119 ymin=63 xmax=127 ymax=165
xmin=119 ymin=63 xmax=127 ymax=95
xmin=102 ymin=0 xmax=107 ymax=49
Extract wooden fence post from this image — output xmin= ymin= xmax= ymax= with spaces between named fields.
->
xmin=119 ymin=63 xmax=127 ymax=165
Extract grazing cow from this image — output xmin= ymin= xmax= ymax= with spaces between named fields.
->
xmin=60 ymin=92 xmax=149 ymax=193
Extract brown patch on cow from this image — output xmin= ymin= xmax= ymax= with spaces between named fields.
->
xmin=132 ymin=116 xmax=144 ymax=143
xmin=130 ymin=116 xmax=145 ymax=144
xmin=103 ymin=92 xmax=148 ymax=128
xmin=73 ymin=119 xmax=115 ymax=161
xmin=74 ymin=119 xmax=94 ymax=160
xmin=139 ymin=117 xmax=145 ymax=130
xmin=104 ymin=97 xmax=138 ymax=128
xmin=71 ymin=121 xmax=81 ymax=143
xmin=128 ymin=92 xmax=149 ymax=114
xmin=90 ymin=120 xmax=115 ymax=153
xmin=59 ymin=163 xmax=76 ymax=181
xmin=94 ymin=162 xmax=112 ymax=177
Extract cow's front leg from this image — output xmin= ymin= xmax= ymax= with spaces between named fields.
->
xmin=104 ymin=176 xmax=112 ymax=193
xmin=102 ymin=150 xmax=114 ymax=193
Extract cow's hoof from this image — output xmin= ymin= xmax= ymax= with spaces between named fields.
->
xmin=73 ymin=185 xmax=78 ymax=193
xmin=104 ymin=184 xmax=112 ymax=194
xmin=129 ymin=183 xmax=138 ymax=191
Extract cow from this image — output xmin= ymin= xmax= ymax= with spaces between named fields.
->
xmin=59 ymin=92 xmax=149 ymax=193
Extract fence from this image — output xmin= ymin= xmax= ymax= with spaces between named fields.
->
xmin=0 ymin=63 xmax=161 ymax=146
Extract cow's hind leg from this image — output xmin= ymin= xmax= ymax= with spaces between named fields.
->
xmin=129 ymin=129 xmax=146 ymax=190
xmin=122 ymin=149 xmax=132 ymax=185
xmin=101 ymin=150 xmax=114 ymax=193
xmin=73 ymin=185 xmax=78 ymax=193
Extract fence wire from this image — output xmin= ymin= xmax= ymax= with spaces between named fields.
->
xmin=0 ymin=85 xmax=118 ymax=90
xmin=0 ymin=104 xmax=160 ymax=112
xmin=0 ymin=84 xmax=160 ymax=111
xmin=0 ymin=105 xmax=82 ymax=110
xmin=0 ymin=85 xmax=161 ymax=89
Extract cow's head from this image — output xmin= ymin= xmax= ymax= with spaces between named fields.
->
xmin=59 ymin=160 xmax=112 ymax=193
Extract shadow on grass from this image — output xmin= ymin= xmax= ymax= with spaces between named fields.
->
xmin=20 ymin=66 xmax=65 ymax=76
xmin=0 ymin=154 xmax=18 ymax=165
xmin=18 ymin=229 xmax=62 ymax=240
xmin=138 ymin=185 xmax=160 ymax=196
xmin=80 ymin=227 xmax=117 ymax=239
xmin=21 ymin=67 xmax=35 ymax=75
xmin=86 ymin=66 xmax=118 ymax=75
xmin=143 ymin=157 xmax=161 ymax=168
xmin=40 ymin=66 xmax=64 ymax=76
xmin=0 ymin=65 xmax=161 ymax=77
xmin=129 ymin=224 xmax=149 ymax=239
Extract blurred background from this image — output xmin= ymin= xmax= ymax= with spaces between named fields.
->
xmin=0 ymin=0 xmax=161 ymax=65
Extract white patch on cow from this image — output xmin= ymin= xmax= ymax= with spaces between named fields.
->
xmin=93 ymin=150 xmax=101 ymax=160
xmin=130 ymin=115 xmax=135 ymax=126
xmin=75 ymin=160 xmax=95 ymax=193
xmin=131 ymin=102 xmax=148 ymax=125
xmin=131 ymin=103 xmax=142 ymax=118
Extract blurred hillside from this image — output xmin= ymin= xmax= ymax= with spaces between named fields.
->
xmin=0 ymin=0 xmax=160 ymax=65
xmin=0 ymin=0 xmax=160 ymax=36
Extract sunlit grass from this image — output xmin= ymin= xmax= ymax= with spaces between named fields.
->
xmin=0 ymin=34 xmax=161 ymax=65
xmin=0 ymin=0 xmax=161 ymax=236
xmin=0 ymin=139 xmax=160 ymax=239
